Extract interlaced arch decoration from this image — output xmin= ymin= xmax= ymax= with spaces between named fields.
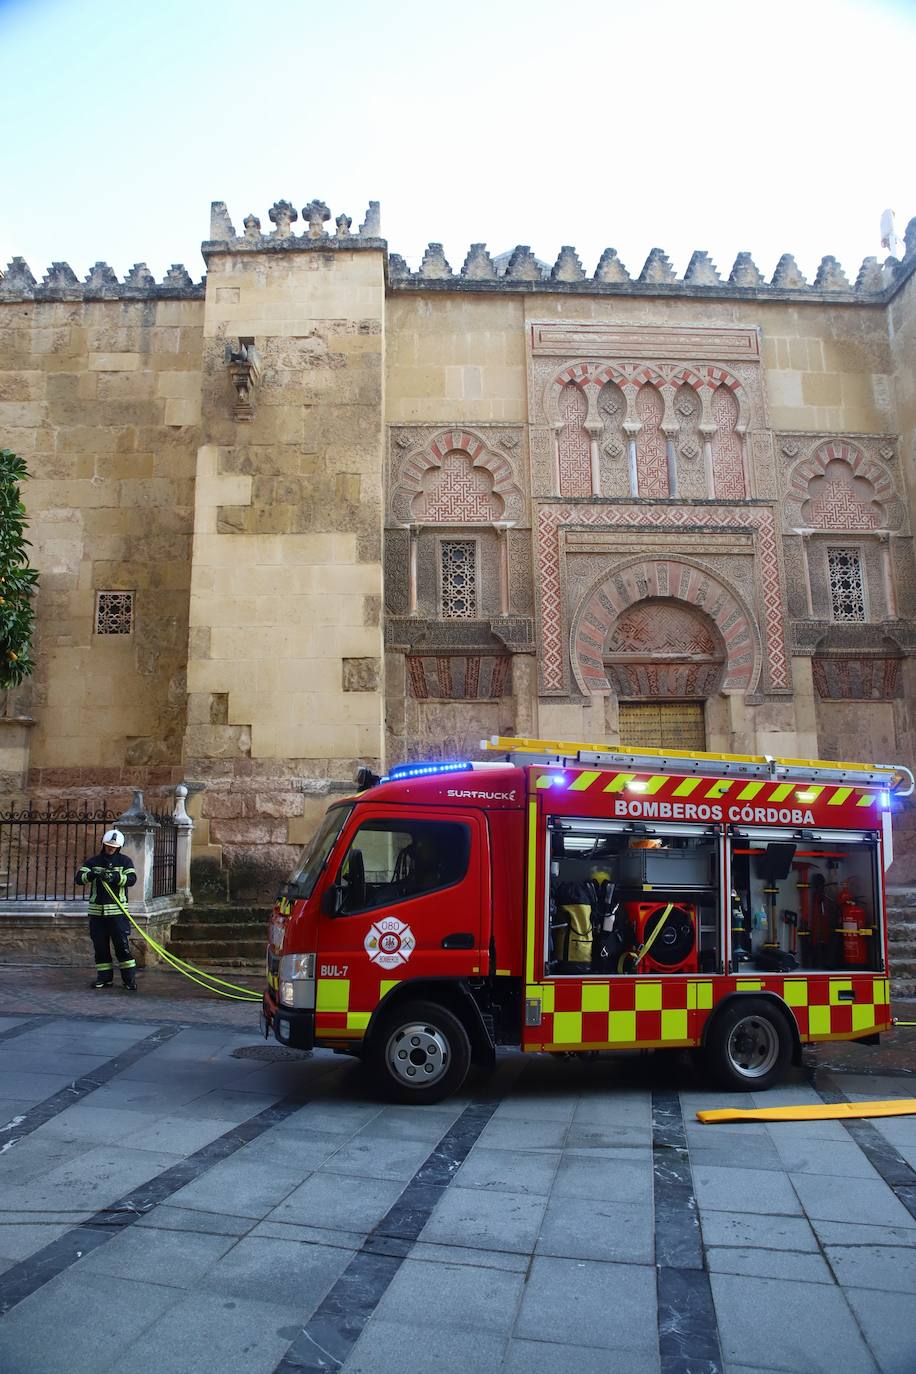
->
xmin=390 ymin=428 xmax=524 ymax=524
xmin=784 ymin=440 xmax=902 ymax=533
xmin=569 ymin=556 xmax=761 ymax=696
xmin=542 ymin=359 xmax=751 ymax=435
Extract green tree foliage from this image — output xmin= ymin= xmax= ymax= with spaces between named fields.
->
xmin=0 ymin=449 xmax=39 ymax=689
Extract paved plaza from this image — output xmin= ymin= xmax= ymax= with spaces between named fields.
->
xmin=0 ymin=968 xmax=914 ymax=1374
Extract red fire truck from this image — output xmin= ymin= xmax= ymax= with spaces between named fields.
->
xmin=261 ymin=736 xmax=912 ymax=1103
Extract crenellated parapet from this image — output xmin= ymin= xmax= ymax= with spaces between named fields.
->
xmin=201 ymin=197 xmax=385 ymax=261
xmin=393 ymin=226 xmax=916 ymax=303
xmin=0 ymin=257 xmax=204 ymax=301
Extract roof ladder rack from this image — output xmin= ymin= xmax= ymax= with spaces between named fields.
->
xmin=481 ymin=735 xmax=914 ymax=796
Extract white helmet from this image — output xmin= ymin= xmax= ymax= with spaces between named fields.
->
xmin=102 ymin=829 xmax=124 ymax=847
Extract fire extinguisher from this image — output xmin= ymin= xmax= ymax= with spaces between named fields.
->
xmin=837 ymin=882 xmax=868 ymax=967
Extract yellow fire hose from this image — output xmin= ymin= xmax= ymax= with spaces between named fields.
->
xmin=101 ymin=880 xmax=262 ymax=1002
xmin=618 ymin=902 xmax=675 ymax=974
xmin=698 ymin=1100 xmax=916 ymax=1124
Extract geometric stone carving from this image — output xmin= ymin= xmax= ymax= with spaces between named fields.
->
xmin=209 ymin=201 xmax=237 ymax=240
xmin=604 ymin=599 xmax=727 ymax=698
xmin=634 ymin=384 xmax=668 ymax=497
xmin=0 ymin=258 xmax=37 ymax=296
xmin=710 ymin=385 xmax=746 ymax=499
xmin=43 ymin=262 xmax=79 ymax=288
xmin=557 ymin=383 xmax=591 ymax=497
xmin=855 ymin=257 xmax=885 ymax=294
xmin=164 ymin=264 xmax=193 ymax=288
xmin=812 ymin=654 xmax=902 ymax=700
xmin=569 ymin=556 xmax=758 ymax=695
xmin=414 ymin=452 xmax=503 ymax=522
xmin=505 ymin=246 xmax=543 ymax=282
xmin=783 ymin=439 xmax=901 ymax=533
xmin=406 ymin=655 xmax=510 ymax=699
xmin=124 ymin=263 xmax=156 ymax=288
xmin=539 ymin=504 xmax=785 ymax=693
xmin=84 ymin=261 xmax=120 ymax=295
xmin=803 ymin=461 xmax=883 ymax=530
xmin=390 ymin=428 xmax=524 ymax=525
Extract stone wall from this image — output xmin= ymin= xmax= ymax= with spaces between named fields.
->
xmin=0 ymin=274 xmax=203 ymax=796
xmin=2 ymin=206 xmax=916 ymax=894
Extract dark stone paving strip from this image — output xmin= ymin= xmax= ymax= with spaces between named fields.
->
xmin=274 ymin=1098 xmax=501 ymax=1373
xmin=0 ymin=1093 xmax=310 ymax=1316
xmin=814 ymin=1071 xmax=916 ymax=1223
xmin=652 ymin=1088 xmax=723 ymax=1374
xmin=0 ymin=1016 xmax=52 ymax=1044
xmin=0 ymin=1023 xmax=183 ymax=1143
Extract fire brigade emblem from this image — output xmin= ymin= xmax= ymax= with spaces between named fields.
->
xmin=364 ymin=916 xmax=416 ymax=970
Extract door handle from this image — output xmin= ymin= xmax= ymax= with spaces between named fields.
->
xmin=441 ymin=932 xmax=474 ymax=949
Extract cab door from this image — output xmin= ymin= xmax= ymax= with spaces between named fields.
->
xmin=313 ymin=807 xmax=488 ymax=1037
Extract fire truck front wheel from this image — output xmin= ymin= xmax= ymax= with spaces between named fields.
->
xmin=704 ymin=998 xmax=792 ymax=1092
xmin=371 ymin=1000 xmax=472 ymax=1104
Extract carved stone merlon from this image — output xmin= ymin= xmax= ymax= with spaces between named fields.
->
xmin=268 ymin=200 xmax=298 ymax=238
xmin=856 ymin=256 xmax=885 ymax=294
xmin=243 ymin=213 xmax=261 ymax=240
xmin=335 ymin=213 xmax=352 ymax=238
xmin=84 ymin=261 xmax=120 ymax=295
xmin=43 ymin=261 xmax=79 ymax=289
xmin=225 ymin=339 xmax=262 ymax=421
xmin=164 ymin=264 xmax=193 ymax=288
xmin=594 ymin=248 xmax=630 ymax=283
xmin=505 ymin=245 xmax=542 ymax=281
xmin=302 ymin=200 xmax=331 ymax=239
xmin=729 ymin=252 xmax=764 ymax=287
xmin=771 ymin=253 xmax=807 ymax=288
xmin=813 ymin=255 xmax=851 ymax=291
xmin=684 ymin=250 xmax=721 ymax=286
xmin=551 ymin=246 xmax=585 ymax=282
xmin=124 ymin=263 xmax=156 ymax=288
xmin=359 ymin=201 xmax=381 ymax=237
xmin=905 ymin=217 xmax=916 ymax=259
xmin=638 ymin=248 xmax=676 ymax=284
xmin=0 ymin=257 xmax=37 ymax=296
xmin=388 ymin=253 xmax=410 ymax=279
xmin=419 ymin=243 xmax=452 ymax=279
xmin=461 ymin=243 xmax=497 ymax=280
xmin=210 ymin=201 xmax=237 ymax=240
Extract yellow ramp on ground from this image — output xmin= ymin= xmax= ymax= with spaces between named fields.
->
xmin=697 ymin=1099 xmax=916 ymax=1124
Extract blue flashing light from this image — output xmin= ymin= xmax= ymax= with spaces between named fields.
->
xmin=880 ymin=791 xmax=891 ymax=810
xmin=385 ymin=760 xmax=474 ymax=783
xmin=541 ymin=772 xmax=566 ymax=787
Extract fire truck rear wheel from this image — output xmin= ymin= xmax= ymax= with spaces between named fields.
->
xmin=704 ymin=998 xmax=792 ymax=1092
xmin=373 ymin=1000 xmax=471 ymax=1104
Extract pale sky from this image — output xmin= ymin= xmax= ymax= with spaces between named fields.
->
xmin=2 ymin=0 xmax=914 ymax=286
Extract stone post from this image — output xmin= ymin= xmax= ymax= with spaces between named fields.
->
xmin=114 ymin=789 xmax=159 ymax=912
xmin=0 ymin=715 xmax=34 ymax=792
xmin=173 ymin=782 xmax=193 ymax=902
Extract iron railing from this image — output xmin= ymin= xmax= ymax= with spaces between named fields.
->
xmin=0 ymin=801 xmax=119 ymax=902
xmin=151 ymin=811 xmax=178 ymax=899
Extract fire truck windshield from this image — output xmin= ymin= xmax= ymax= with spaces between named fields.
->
xmin=286 ymin=804 xmax=353 ymax=897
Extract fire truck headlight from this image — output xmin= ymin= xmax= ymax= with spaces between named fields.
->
xmin=278 ymin=954 xmax=316 ymax=1009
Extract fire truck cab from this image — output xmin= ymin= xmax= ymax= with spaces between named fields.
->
xmin=261 ymin=736 xmax=912 ymax=1103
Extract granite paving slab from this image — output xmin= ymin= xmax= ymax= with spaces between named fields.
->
xmin=710 ymin=1271 xmax=879 ymax=1373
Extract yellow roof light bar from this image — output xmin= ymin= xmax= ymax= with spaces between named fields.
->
xmin=482 ymin=735 xmax=914 ymax=796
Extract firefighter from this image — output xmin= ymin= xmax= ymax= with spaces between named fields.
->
xmin=75 ymin=828 xmax=139 ymax=990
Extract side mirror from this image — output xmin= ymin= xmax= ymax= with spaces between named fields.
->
xmin=321 ymin=885 xmax=343 ymax=916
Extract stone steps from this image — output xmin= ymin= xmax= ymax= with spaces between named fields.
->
xmin=166 ymin=904 xmax=271 ymax=967
xmin=887 ymin=890 xmax=916 ymax=999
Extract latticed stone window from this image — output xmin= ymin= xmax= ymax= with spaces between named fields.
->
xmin=95 ymin=591 xmax=134 ymax=635
xmin=440 ymin=540 xmax=477 ymax=619
xmin=827 ymin=548 xmax=866 ymax=622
